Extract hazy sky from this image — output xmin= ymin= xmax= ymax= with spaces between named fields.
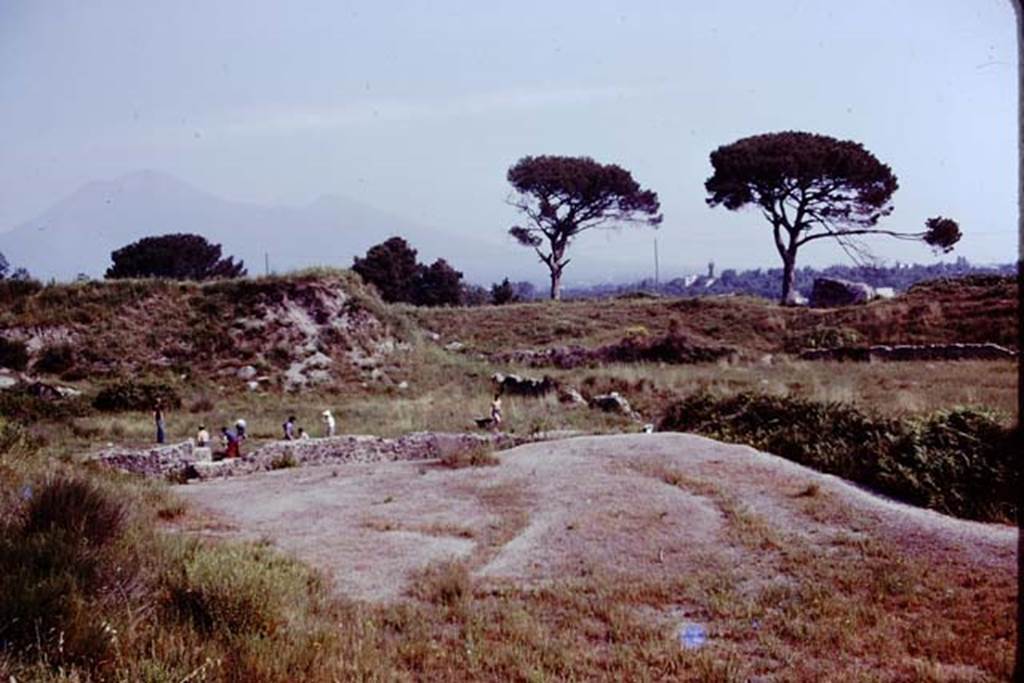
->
xmin=0 ymin=0 xmax=1017 ymax=281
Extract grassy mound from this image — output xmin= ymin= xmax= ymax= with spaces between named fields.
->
xmin=659 ymin=392 xmax=1017 ymax=523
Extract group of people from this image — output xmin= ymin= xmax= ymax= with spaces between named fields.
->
xmin=193 ymin=419 xmax=248 ymax=458
xmin=281 ymin=410 xmax=335 ymax=440
xmin=155 ymin=403 xmax=339 ymax=458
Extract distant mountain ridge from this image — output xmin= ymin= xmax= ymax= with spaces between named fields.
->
xmin=0 ymin=170 xmax=523 ymax=283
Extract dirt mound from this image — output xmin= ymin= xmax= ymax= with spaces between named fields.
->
xmin=175 ymin=433 xmax=1016 ymax=603
xmin=0 ymin=271 xmax=407 ymax=389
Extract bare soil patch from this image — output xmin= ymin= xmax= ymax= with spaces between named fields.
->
xmin=175 ymin=433 xmax=1015 ymax=603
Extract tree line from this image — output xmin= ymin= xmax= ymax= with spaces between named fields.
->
xmin=1 ymin=130 xmax=966 ymax=306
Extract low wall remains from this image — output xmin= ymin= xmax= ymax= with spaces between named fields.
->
xmin=798 ymin=342 xmax=1017 ymax=362
xmin=91 ymin=432 xmax=529 ymax=482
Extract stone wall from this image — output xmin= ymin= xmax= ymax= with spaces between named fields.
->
xmin=91 ymin=432 xmax=530 ymax=482
xmin=798 ymin=342 xmax=1017 ymax=362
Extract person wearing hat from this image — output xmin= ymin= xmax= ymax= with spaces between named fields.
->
xmin=321 ymin=409 xmax=336 ymax=437
xmin=196 ymin=424 xmax=211 ymax=447
xmin=234 ymin=418 xmax=247 ymax=442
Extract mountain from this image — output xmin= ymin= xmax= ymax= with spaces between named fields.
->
xmin=0 ymin=170 xmax=529 ymax=284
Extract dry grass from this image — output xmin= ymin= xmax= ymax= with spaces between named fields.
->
xmin=409 ymin=276 xmax=1018 ymax=354
xmin=2 ymin=273 xmax=1017 ymax=680
xmin=438 ymin=444 xmax=500 ymax=469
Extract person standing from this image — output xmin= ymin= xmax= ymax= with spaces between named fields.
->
xmin=154 ymin=401 xmax=166 ymax=444
xmin=283 ymin=415 xmax=296 ymax=440
xmin=321 ymin=410 xmax=336 ymax=437
xmin=490 ymin=393 xmax=503 ymax=432
xmin=221 ymin=427 xmax=240 ymax=459
xmin=196 ymin=424 xmax=211 ymax=447
xmin=235 ymin=418 xmax=247 ymax=442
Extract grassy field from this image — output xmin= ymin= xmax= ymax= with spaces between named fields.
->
xmin=1 ymin=272 xmax=1018 ymax=680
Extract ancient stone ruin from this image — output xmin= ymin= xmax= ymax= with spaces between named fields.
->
xmin=91 ymin=432 xmax=529 ymax=482
xmin=798 ymin=342 xmax=1017 ymax=362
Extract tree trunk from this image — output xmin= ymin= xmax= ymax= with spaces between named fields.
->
xmin=549 ymin=269 xmax=562 ymax=301
xmin=547 ymin=243 xmax=567 ymax=301
xmin=780 ymin=252 xmax=798 ymax=306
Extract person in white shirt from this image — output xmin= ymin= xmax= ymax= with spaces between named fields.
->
xmin=321 ymin=409 xmax=336 ymax=437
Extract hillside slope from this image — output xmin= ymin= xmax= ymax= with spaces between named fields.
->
xmin=0 ymin=270 xmax=410 ymax=390
xmin=409 ymin=275 xmax=1018 ymax=354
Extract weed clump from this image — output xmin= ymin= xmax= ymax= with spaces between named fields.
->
xmin=408 ymin=559 xmax=471 ymax=606
xmin=269 ymin=451 xmax=298 ymax=470
xmin=659 ymin=392 xmax=1016 ymax=523
xmin=438 ymin=444 xmax=500 ymax=469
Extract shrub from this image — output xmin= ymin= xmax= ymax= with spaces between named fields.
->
xmin=0 ymin=475 xmax=131 ymax=665
xmin=270 ymin=451 xmax=298 ymax=470
xmin=408 ymin=559 xmax=471 ymax=606
xmin=93 ymin=381 xmax=182 ymax=412
xmin=659 ymin=392 xmax=1016 ymax=523
xmin=165 ymin=542 xmax=316 ymax=637
xmin=0 ymin=277 xmax=43 ymax=301
xmin=33 ymin=343 xmax=76 ymax=375
xmin=438 ymin=444 xmax=500 ymax=469
xmin=490 ymin=278 xmax=517 ymax=305
xmin=22 ymin=474 xmax=127 ymax=546
xmin=0 ymin=384 xmax=92 ymax=423
xmin=0 ymin=337 xmax=29 ymax=370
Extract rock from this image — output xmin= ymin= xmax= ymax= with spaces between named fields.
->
xmin=397 ymin=381 xmax=409 ymax=390
xmin=445 ymin=341 xmax=465 ymax=352
xmin=0 ymin=372 xmax=19 ymax=390
xmin=557 ymin=387 xmax=587 ymax=406
xmin=25 ymin=381 xmax=80 ymax=401
xmin=589 ymin=392 xmax=640 ymax=419
xmin=874 ymin=287 xmax=896 ymax=299
xmin=237 ymin=365 xmax=258 ymax=380
xmin=492 ymin=372 xmax=556 ymax=396
xmin=809 ymin=278 xmax=875 ymax=308
xmin=246 ymin=380 xmax=260 ymax=391
xmin=425 ymin=331 xmax=441 ymax=342
xmin=193 ymin=446 xmax=213 ymax=462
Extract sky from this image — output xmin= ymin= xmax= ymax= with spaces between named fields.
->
xmin=0 ymin=0 xmax=1018 ymax=283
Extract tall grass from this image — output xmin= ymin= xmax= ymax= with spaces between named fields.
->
xmin=659 ymin=392 xmax=1018 ymax=523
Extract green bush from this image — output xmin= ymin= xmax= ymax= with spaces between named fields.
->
xmin=0 ymin=337 xmax=29 ymax=370
xmin=658 ymin=393 xmax=1016 ymax=523
xmin=93 ymin=380 xmax=182 ymax=412
xmin=32 ymin=343 xmax=76 ymax=375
